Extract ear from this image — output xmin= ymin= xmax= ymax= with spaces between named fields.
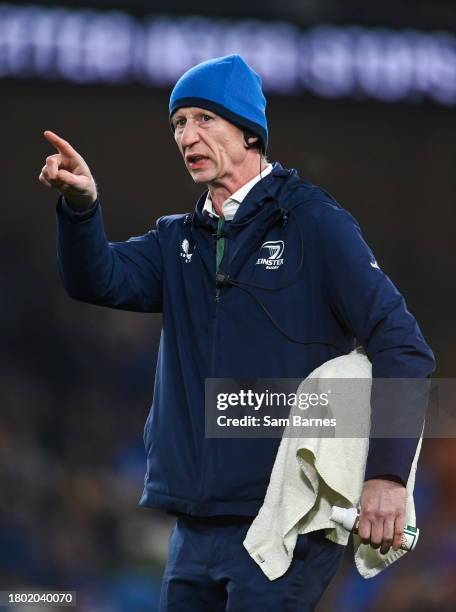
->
xmin=243 ymin=133 xmax=259 ymax=148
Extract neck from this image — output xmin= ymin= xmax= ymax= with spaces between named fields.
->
xmin=209 ymin=157 xmax=268 ymax=216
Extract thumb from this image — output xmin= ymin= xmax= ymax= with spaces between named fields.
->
xmin=58 ymin=168 xmax=84 ymax=186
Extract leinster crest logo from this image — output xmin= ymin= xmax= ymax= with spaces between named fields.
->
xmin=180 ymin=239 xmax=194 ymax=263
xmin=256 ymin=240 xmax=284 ymax=270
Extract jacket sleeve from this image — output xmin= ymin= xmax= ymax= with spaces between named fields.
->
xmin=313 ymin=201 xmax=436 ymax=485
xmin=56 ymin=197 xmax=163 ymax=312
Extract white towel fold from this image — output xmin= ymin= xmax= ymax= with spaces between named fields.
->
xmin=243 ymin=349 xmax=421 ymax=579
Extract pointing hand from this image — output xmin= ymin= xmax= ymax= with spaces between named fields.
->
xmin=39 ymin=130 xmax=97 ymax=210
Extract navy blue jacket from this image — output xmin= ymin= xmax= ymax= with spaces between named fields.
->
xmin=56 ymin=163 xmax=435 ymax=517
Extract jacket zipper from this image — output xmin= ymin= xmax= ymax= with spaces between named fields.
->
xmin=201 ymin=219 xmax=226 ymax=503
xmin=211 ymin=216 xmax=226 ymax=375
xmin=211 ymin=290 xmax=220 ymax=376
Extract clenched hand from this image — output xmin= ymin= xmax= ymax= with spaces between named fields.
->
xmin=358 ymin=478 xmax=407 ymax=554
xmin=39 ymin=130 xmax=97 ymax=211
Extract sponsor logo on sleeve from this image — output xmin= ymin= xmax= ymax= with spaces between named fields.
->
xmin=180 ymin=239 xmax=193 ymax=263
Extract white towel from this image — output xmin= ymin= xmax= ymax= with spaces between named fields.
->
xmin=243 ymin=349 xmax=422 ymax=579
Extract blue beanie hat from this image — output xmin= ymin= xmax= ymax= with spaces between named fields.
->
xmin=169 ymin=54 xmax=268 ymax=151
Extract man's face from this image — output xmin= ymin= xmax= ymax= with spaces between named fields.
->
xmin=172 ymin=107 xmax=248 ymax=184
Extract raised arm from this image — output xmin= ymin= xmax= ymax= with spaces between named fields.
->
xmin=40 ymin=131 xmax=163 ymax=312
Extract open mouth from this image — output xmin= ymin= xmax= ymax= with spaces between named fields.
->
xmin=186 ymin=155 xmax=209 ymax=168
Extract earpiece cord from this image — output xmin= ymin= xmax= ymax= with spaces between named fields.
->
xmin=218 ymin=277 xmax=342 ymax=349
xmin=185 ymin=181 xmax=343 ymax=349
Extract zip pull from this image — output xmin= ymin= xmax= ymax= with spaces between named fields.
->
xmin=216 ymin=272 xmax=235 ymax=288
xmin=215 ymin=271 xmax=234 ymax=302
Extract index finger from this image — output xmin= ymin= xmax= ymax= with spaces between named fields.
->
xmin=43 ymin=130 xmax=77 ymax=157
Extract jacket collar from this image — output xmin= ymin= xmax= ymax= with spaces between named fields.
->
xmin=193 ymin=162 xmax=297 ymax=230
xmin=202 ymin=163 xmax=273 ymax=221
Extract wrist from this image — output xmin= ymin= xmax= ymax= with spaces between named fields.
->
xmin=64 ymin=194 xmax=97 ymax=212
xmin=365 ymin=474 xmax=406 ymax=486
xmin=59 ymin=195 xmax=99 ymax=222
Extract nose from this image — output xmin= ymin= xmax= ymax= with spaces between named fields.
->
xmin=179 ymin=120 xmax=200 ymax=150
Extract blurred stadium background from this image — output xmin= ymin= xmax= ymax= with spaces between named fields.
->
xmin=2 ymin=0 xmax=456 ymax=610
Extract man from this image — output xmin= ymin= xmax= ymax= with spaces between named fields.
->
xmin=39 ymin=55 xmax=435 ymax=611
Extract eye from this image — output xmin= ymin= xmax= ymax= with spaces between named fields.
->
xmin=202 ymin=114 xmax=213 ymax=122
xmin=174 ymin=117 xmax=186 ymax=128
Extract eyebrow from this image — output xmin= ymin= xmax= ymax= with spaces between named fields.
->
xmin=172 ymin=110 xmax=215 ymax=126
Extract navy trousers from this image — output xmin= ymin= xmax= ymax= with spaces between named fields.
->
xmin=159 ymin=516 xmax=344 ymax=611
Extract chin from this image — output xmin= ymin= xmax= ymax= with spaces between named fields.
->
xmin=190 ymin=169 xmax=216 ymax=184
